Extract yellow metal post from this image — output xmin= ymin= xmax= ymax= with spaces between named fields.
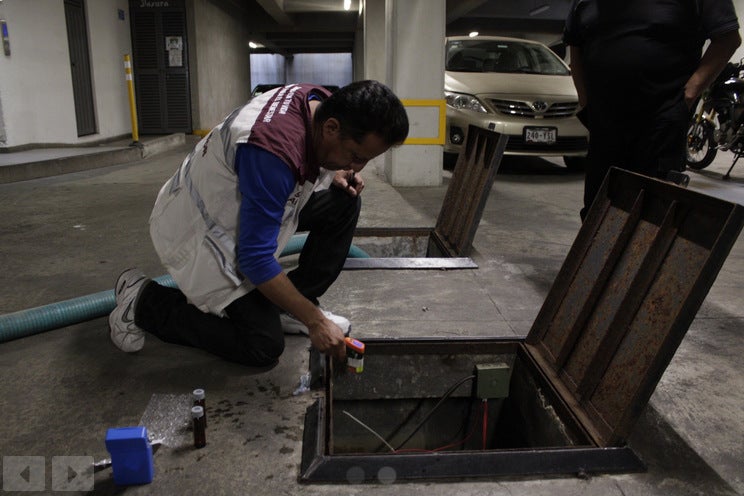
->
xmin=124 ymin=54 xmax=140 ymax=144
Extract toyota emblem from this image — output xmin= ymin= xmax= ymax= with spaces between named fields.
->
xmin=532 ymin=101 xmax=548 ymax=112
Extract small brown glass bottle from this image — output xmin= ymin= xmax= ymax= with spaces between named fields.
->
xmin=191 ymin=406 xmax=206 ymax=449
xmin=192 ymin=388 xmax=206 ymax=428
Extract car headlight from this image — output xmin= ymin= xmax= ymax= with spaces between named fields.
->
xmin=445 ymin=92 xmax=488 ymax=113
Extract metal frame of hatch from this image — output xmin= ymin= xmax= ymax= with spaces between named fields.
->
xmin=300 ymin=338 xmax=646 ymax=483
xmin=301 ymin=168 xmax=744 ymax=483
xmin=343 ymin=126 xmax=508 ymax=270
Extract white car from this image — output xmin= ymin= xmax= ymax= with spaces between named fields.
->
xmin=444 ymin=36 xmax=588 ymax=170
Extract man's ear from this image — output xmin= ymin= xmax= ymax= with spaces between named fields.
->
xmin=322 ymin=118 xmax=341 ymax=138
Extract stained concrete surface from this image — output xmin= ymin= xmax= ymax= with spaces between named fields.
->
xmin=0 ymin=138 xmax=742 ymax=495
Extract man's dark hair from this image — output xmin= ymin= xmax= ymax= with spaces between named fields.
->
xmin=314 ymin=80 xmax=409 ymax=146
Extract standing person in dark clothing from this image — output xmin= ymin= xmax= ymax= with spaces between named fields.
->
xmin=108 ymin=80 xmax=409 ymax=366
xmin=564 ymin=0 xmax=741 ymax=219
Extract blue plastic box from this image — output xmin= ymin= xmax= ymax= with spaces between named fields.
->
xmin=105 ymin=426 xmax=154 ymax=485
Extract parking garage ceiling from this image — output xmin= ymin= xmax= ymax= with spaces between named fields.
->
xmin=217 ymin=0 xmax=573 ymax=56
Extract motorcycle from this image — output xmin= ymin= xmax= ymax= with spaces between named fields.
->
xmin=686 ymin=58 xmax=744 ymax=180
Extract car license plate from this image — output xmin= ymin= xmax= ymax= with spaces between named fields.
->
xmin=524 ymin=127 xmax=557 ymax=144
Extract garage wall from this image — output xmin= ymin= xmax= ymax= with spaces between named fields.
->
xmin=0 ymin=88 xmax=6 ymax=146
xmin=387 ymin=0 xmax=446 ymax=186
xmin=189 ymin=0 xmax=251 ymax=133
xmin=251 ymin=54 xmax=285 ymax=86
xmin=0 ymin=2 xmax=75 ymax=147
xmin=250 ymin=53 xmax=353 ymax=88
xmin=87 ymin=0 xmax=134 ymax=140
xmin=286 ymin=53 xmax=352 ymax=86
xmin=0 ymin=0 xmax=132 ymax=148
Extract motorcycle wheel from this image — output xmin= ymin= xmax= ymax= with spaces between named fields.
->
xmin=685 ymin=120 xmax=717 ymax=170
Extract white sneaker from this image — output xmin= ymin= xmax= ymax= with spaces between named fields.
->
xmin=108 ymin=268 xmax=149 ymax=352
xmin=280 ymin=309 xmax=351 ymax=336
xmin=114 ymin=268 xmax=147 ymax=305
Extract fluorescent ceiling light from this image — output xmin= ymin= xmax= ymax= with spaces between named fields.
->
xmin=468 ymin=31 xmax=479 ymax=37
xmin=344 ymin=0 xmax=351 ymax=11
xmin=529 ymin=4 xmax=550 ymax=16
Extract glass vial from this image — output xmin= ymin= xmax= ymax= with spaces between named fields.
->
xmin=191 ymin=406 xmax=206 ymax=449
xmin=192 ymin=388 xmax=206 ymax=428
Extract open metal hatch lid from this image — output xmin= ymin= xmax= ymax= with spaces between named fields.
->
xmin=525 ymin=168 xmax=743 ymax=447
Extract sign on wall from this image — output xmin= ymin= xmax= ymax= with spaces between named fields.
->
xmin=166 ymin=36 xmax=182 ymax=67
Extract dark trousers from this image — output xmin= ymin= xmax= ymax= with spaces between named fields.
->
xmin=135 ymin=186 xmax=361 ymax=366
xmin=581 ymin=109 xmax=687 ymax=220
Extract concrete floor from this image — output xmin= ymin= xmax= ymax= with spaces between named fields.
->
xmin=0 ymin=137 xmax=742 ymax=495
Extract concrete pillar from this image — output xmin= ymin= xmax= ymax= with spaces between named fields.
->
xmin=362 ymin=0 xmax=445 ymax=186
xmin=362 ymin=0 xmax=388 ymax=83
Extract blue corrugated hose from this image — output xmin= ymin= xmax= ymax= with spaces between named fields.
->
xmin=0 ymin=234 xmax=369 ymax=343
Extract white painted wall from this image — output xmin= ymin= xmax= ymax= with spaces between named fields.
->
xmin=87 ymin=0 xmax=135 ymax=140
xmin=0 ymin=2 xmax=76 ymax=147
xmin=0 ymin=88 xmax=5 ymax=144
xmin=0 ymin=0 xmax=132 ymax=148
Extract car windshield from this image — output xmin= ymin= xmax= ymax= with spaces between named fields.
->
xmin=445 ymin=39 xmax=569 ymax=76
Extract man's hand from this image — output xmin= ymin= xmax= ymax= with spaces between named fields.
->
xmin=257 ymin=273 xmax=347 ymax=362
xmin=307 ymin=317 xmax=346 ymax=361
xmin=685 ymin=30 xmax=741 ymax=109
xmin=333 ymin=170 xmax=364 ymax=197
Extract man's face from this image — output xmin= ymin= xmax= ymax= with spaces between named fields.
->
xmin=318 ymin=119 xmax=391 ymax=172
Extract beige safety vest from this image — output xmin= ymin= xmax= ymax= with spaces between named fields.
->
xmin=149 ymin=90 xmax=333 ymax=316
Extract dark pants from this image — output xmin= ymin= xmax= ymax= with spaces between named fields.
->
xmin=581 ymin=106 xmax=688 ymax=220
xmin=135 ymin=186 xmax=361 ymax=366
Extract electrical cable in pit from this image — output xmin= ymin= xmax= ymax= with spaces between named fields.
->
xmin=393 ymin=374 xmax=476 ymax=451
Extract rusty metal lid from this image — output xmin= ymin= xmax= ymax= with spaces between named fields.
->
xmin=526 ymin=168 xmax=743 ymax=446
